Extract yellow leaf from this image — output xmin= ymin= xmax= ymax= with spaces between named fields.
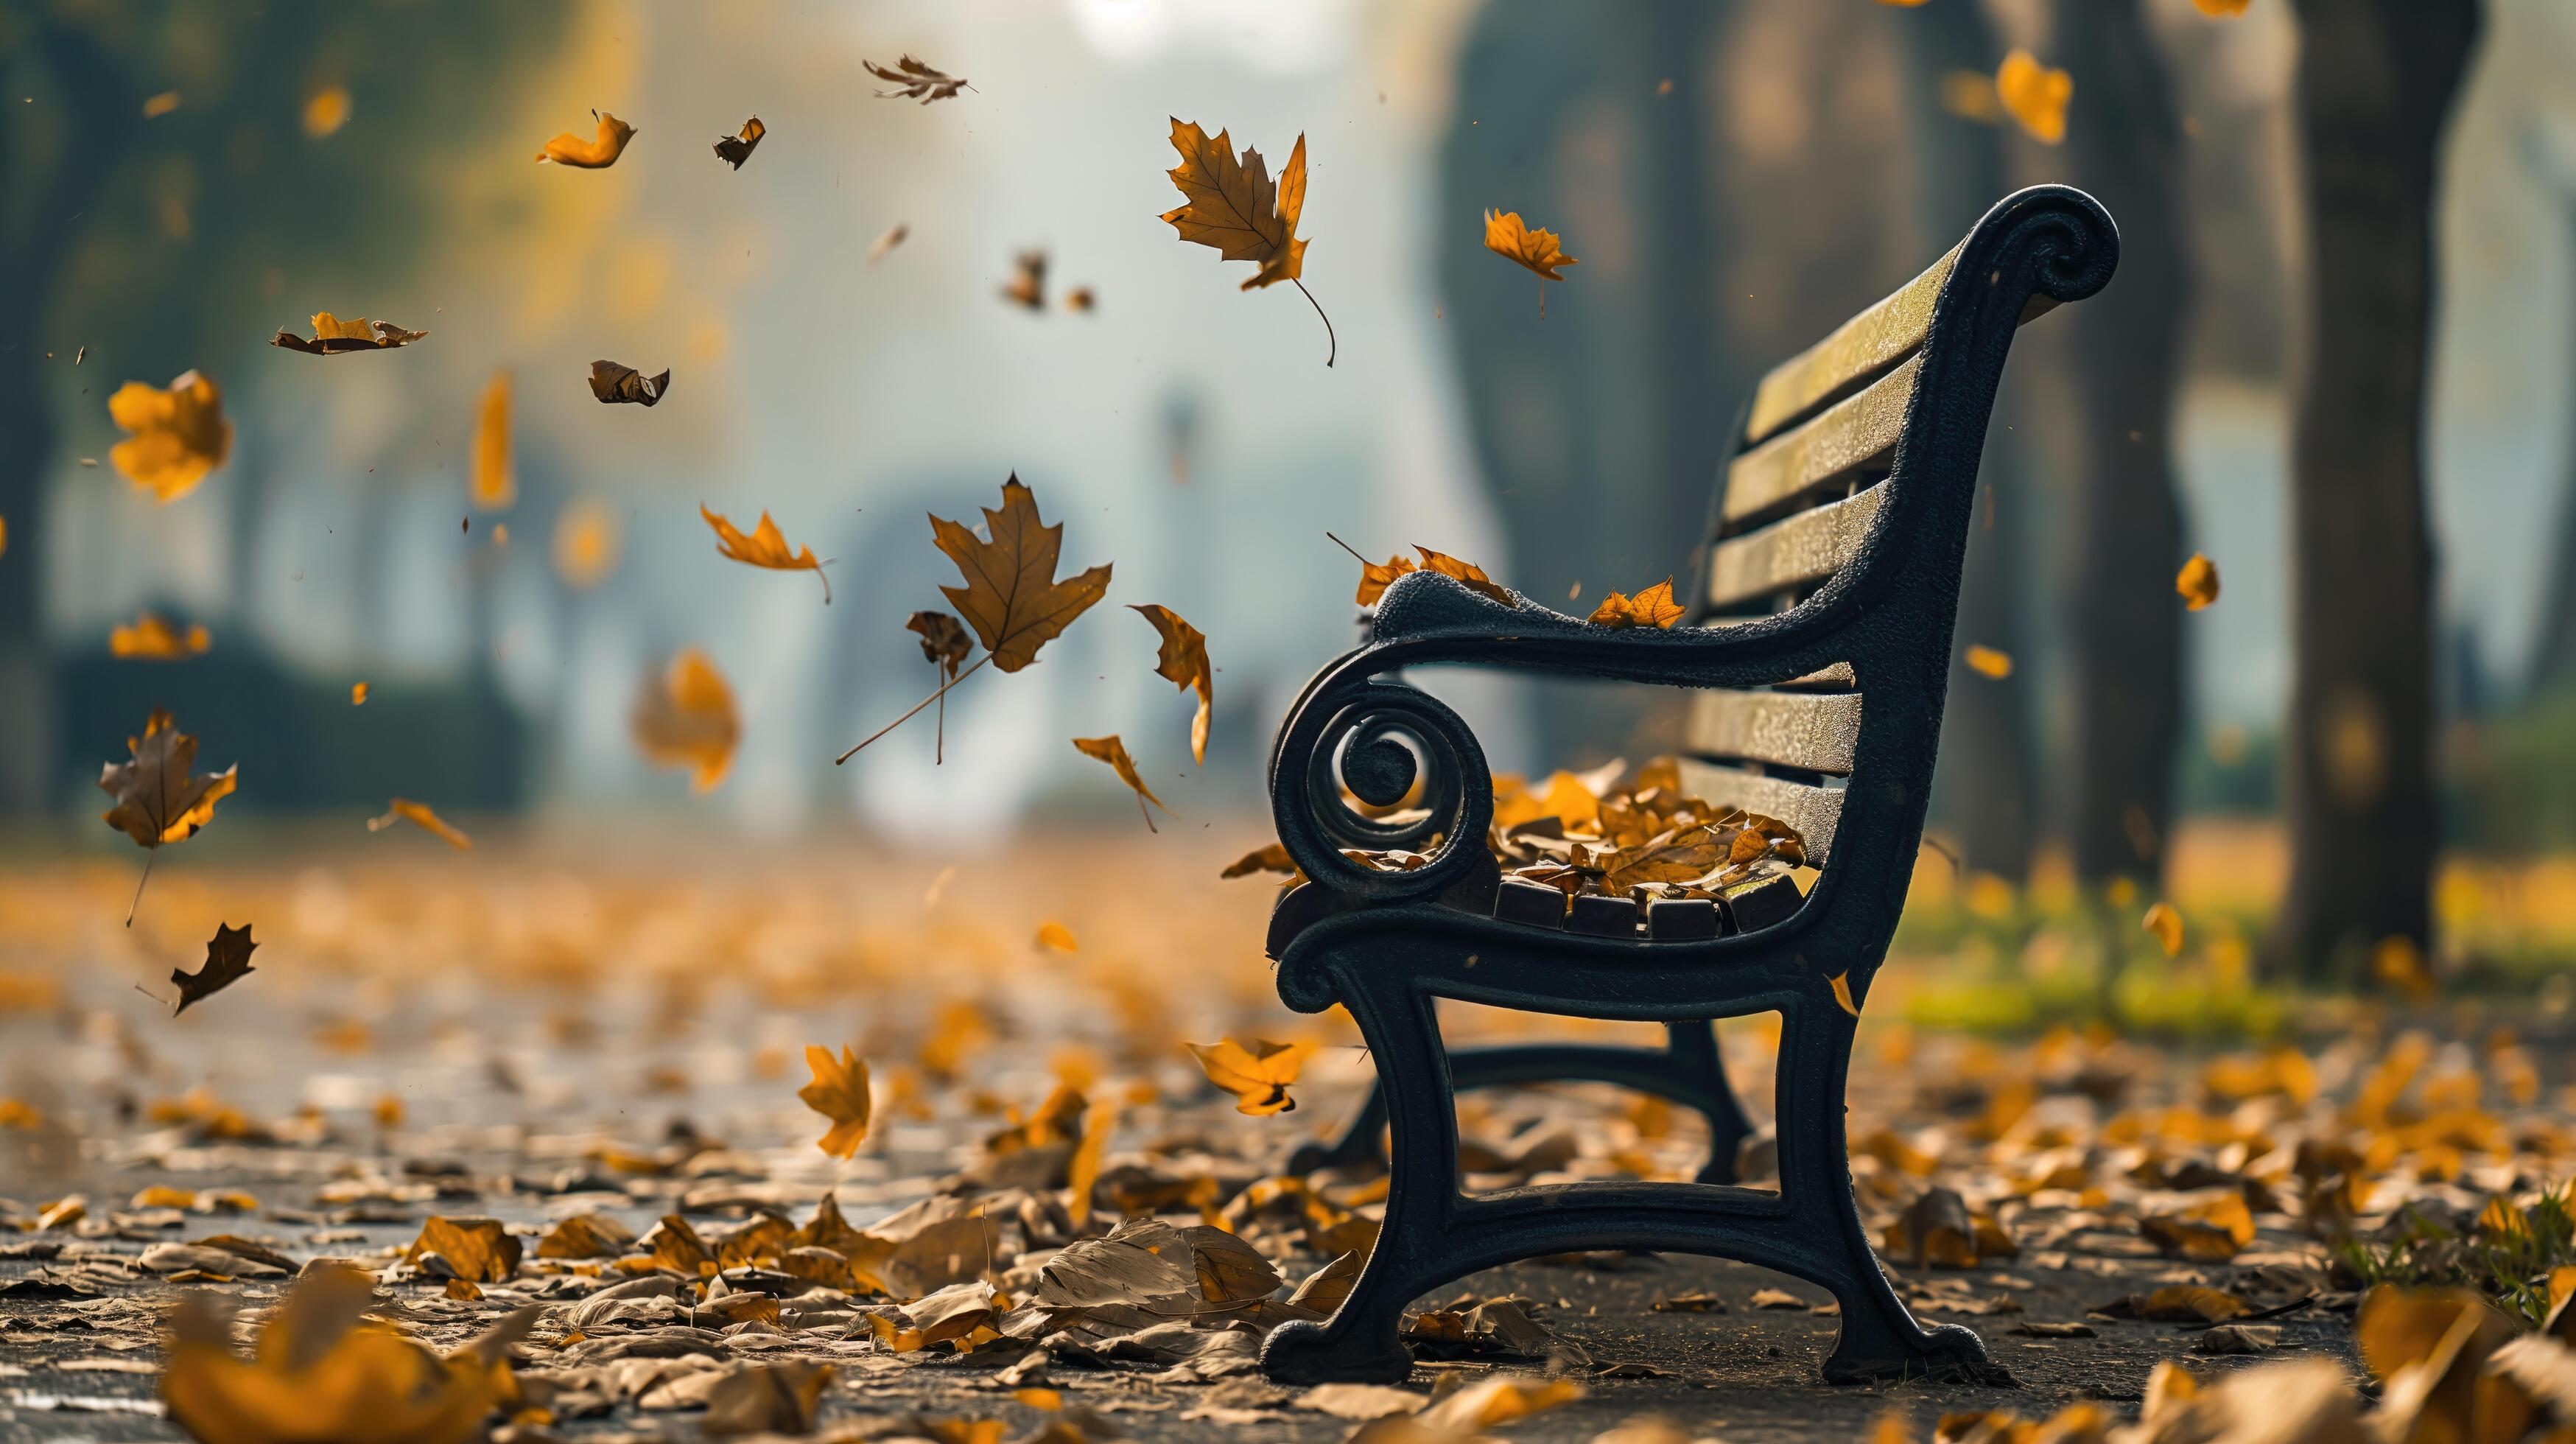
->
xmin=535 ymin=110 xmax=636 ymax=167
xmin=1131 ymin=603 xmax=1214 ymax=764
xmin=1829 ymin=972 xmax=1861 ymax=1017
xmin=405 ymin=1216 xmax=522 ymax=1282
xmin=471 ymin=371 xmax=513 ymax=509
xmin=1419 ymin=1375 xmax=1587 ymax=1430
xmin=1941 ymin=71 xmax=2004 ymax=125
xmin=2176 ymin=553 xmax=2220 ymax=610
xmin=351 ymin=682 xmax=368 ymax=706
xmin=1997 ymin=50 xmax=2072 ymax=145
xmin=1965 ymin=644 xmax=2013 ymax=679
xmin=2140 ymin=1194 xmax=2255 ymax=1261
xmin=1414 ymin=546 xmax=1513 ymax=605
xmin=631 ymin=648 xmax=740 ymax=793
xmin=97 ymin=707 xmax=236 ymax=849
xmin=1067 ymin=1096 xmax=1117 ymax=1230
xmin=1187 ymin=1037 xmax=1315 ymax=1116
xmin=1587 ymin=578 xmax=1683 ymax=630
xmin=799 ymin=1045 xmax=871 ymax=1159
xmin=2143 ymin=902 xmax=2185 ymax=957
xmin=2193 ymin=0 xmax=2250 ymax=13
xmin=273 ymin=312 xmax=428 ymax=356
xmin=1355 ymin=551 xmax=1417 ymax=606
xmin=368 ymin=798 xmax=471 ymax=850
xmin=303 ymin=85 xmax=351 ymax=138
xmin=2374 ymin=935 xmax=2435 ymax=1002
xmin=110 ymin=612 xmax=210 ymax=660
xmin=1035 ymin=922 xmax=1078 ymax=953
xmin=1073 ymin=735 xmax=1172 ymax=831
xmin=932 ymin=477 xmax=1109 ymax=670
xmin=1483 ymin=208 xmax=1580 ymax=281
xmin=703 ymin=504 xmax=831 ymax=603
xmin=108 ymin=371 xmax=232 ymax=502
xmin=553 ymin=497 xmax=621 ymax=589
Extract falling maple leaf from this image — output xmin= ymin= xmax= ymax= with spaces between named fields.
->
xmin=1000 ymin=248 xmax=1047 ymax=310
xmin=1415 ymin=546 xmax=1513 ymax=605
xmin=702 ymin=504 xmax=831 ymax=603
xmin=170 ymin=922 xmax=256 ymax=1016
xmin=1330 ymin=533 xmax=1418 ymax=606
xmin=1965 ymin=644 xmax=2014 ymax=679
xmin=471 ymin=371 xmax=513 ymax=508
xmin=110 ymin=612 xmax=210 ymax=660
xmin=1161 ymin=118 xmax=1333 ymax=365
xmin=97 ymin=707 xmax=236 ymax=925
xmin=931 ymin=477 xmax=1110 ymax=674
xmin=1997 ymin=49 xmax=2072 ymax=144
xmin=631 ymin=648 xmax=740 ymax=793
xmin=2144 ymin=902 xmax=2186 ymax=957
xmin=553 ymin=497 xmax=620 ymax=588
xmin=869 ymin=223 xmax=909 ymax=264
xmin=713 ymin=115 xmax=766 ymax=169
xmin=1187 ymin=1037 xmax=1316 ymax=1116
xmin=108 ymin=371 xmax=231 ymax=502
xmin=2177 ymin=553 xmax=2221 ymax=610
xmin=865 ymin=54 xmax=971 ymax=103
xmin=588 ymin=360 xmax=670 ymax=407
xmin=1131 ymin=603 xmax=1214 ymax=765
xmin=270 ymin=312 xmax=427 ymax=356
xmin=535 ymin=110 xmax=636 ymax=167
xmin=368 ymin=799 xmax=471 ymax=849
xmin=1587 ymin=578 xmax=1683 ymax=629
xmin=303 ymin=84 xmax=351 ymax=138
xmin=1075 ymin=735 xmax=1171 ymax=832
xmin=798 ymin=1044 xmax=871 ymax=1159
xmin=1484 ymin=208 xmax=1579 ymax=317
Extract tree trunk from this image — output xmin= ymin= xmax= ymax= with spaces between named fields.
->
xmin=2053 ymin=0 xmax=2191 ymax=884
xmin=2275 ymin=0 xmax=2479 ymax=978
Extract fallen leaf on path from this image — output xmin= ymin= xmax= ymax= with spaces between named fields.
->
xmin=368 ymin=799 xmax=470 ymax=849
xmin=170 ymin=923 xmax=256 ymax=1016
xmin=109 ymin=371 xmax=231 ymax=502
xmin=536 ymin=110 xmax=636 ymax=167
xmin=404 ymin=1216 xmax=520 ymax=1282
xmin=2139 ymin=1193 xmax=2255 ymax=1261
xmin=704 ymin=1361 xmax=832 ymax=1436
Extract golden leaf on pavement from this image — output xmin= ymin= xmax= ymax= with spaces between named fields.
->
xmin=404 ymin=1216 xmax=521 ymax=1282
xmin=631 ymin=648 xmax=740 ymax=793
xmin=471 ymin=370 xmax=513 ymax=508
xmin=703 ymin=504 xmax=830 ymax=602
xmin=535 ymin=110 xmax=636 ymax=167
xmin=1074 ymin=735 xmax=1171 ymax=831
xmin=799 ymin=1044 xmax=871 ymax=1159
xmin=1161 ymin=118 xmax=1332 ymax=362
xmin=704 ymin=1361 xmax=834 ymax=1437
xmin=2141 ymin=1194 xmax=2256 ymax=1261
xmin=110 ymin=612 xmax=209 ymax=660
xmin=109 ymin=370 xmax=231 ymax=502
xmin=2177 ymin=553 xmax=2221 ymax=610
xmin=270 ymin=312 xmax=428 ymax=355
xmin=170 ymin=923 xmax=256 ymax=1017
xmin=713 ymin=115 xmax=765 ymax=169
xmin=1997 ymin=50 xmax=2071 ymax=144
xmin=1587 ymin=578 xmax=1683 ymax=630
xmin=368 ymin=799 xmax=470 ymax=850
xmin=934 ymin=477 xmax=1110 ymax=672
xmin=1187 ymin=1037 xmax=1316 ymax=1116
xmin=866 ymin=55 xmax=970 ymax=103
xmin=1131 ymin=603 xmax=1214 ymax=764
xmin=536 ymin=1213 xmax=635 ymax=1260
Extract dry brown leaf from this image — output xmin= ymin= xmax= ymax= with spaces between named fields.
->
xmin=589 ymin=359 xmax=670 ymax=407
xmin=934 ymin=477 xmax=1111 ymax=672
xmin=870 ymin=223 xmax=908 ymax=264
xmin=109 ymin=370 xmax=231 ymax=502
xmin=169 ymin=922 xmax=256 ymax=1017
xmin=1417 ymin=1375 xmax=1585 ymax=1431
xmin=536 ymin=1213 xmax=635 ymax=1260
xmin=2177 ymin=553 xmax=2221 ymax=610
xmin=1074 ymin=735 xmax=1171 ymax=831
xmin=799 ymin=1044 xmax=871 ymax=1159
xmin=713 ymin=115 xmax=765 ymax=169
xmin=368 ymin=799 xmax=470 ymax=850
xmin=631 ymin=647 xmax=740 ymax=793
xmin=271 ymin=312 xmax=428 ymax=356
xmin=703 ymin=503 xmax=830 ymax=602
xmin=1002 ymin=250 xmax=1047 ymax=310
xmin=404 ymin=1216 xmax=520 ymax=1283
xmin=704 ymin=1361 xmax=832 ymax=1437
xmin=1161 ymin=118 xmax=1332 ymax=362
xmin=1997 ymin=50 xmax=2071 ymax=144
xmin=908 ymin=611 xmax=970 ymax=676
xmin=1187 ymin=1037 xmax=1315 ymax=1116
xmin=866 ymin=55 xmax=970 ymax=103
xmin=1221 ymin=842 xmax=1299 ymax=880
xmin=471 ymin=370 xmax=513 ymax=509
xmin=535 ymin=110 xmax=636 ymax=167
xmin=1131 ymin=603 xmax=1214 ymax=764
xmin=1587 ymin=578 xmax=1682 ymax=629
xmin=1067 ymin=1096 xmax=1117 ymax=1229
xmin=98 ymin=707 xmax=237 ymax=869
xmin=110 ymin=612 xmax=209 ymax=660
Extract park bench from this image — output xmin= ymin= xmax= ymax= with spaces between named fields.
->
xmin=1252 ymin=186 xmax=2118 ymax=1387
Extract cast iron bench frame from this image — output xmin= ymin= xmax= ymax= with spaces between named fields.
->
xmin=1252 ymin=186 xmax=2118 ymax=1387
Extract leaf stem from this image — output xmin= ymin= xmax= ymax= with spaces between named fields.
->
xmin=1325 ymin=531 xmax=1372 ymax=565
xmin=1293 ymin=279 xmax=1336 ymax=368
xmin=127 ymin=847 xmax=156 ymax=928
xmin=838 ymin=653 xmax=992 ymax=764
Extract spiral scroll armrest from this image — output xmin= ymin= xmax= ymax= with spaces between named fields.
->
xmin=1269 ymin=678 xmax=1496 ymax=904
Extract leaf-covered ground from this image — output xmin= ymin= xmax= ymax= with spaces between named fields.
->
xmin=0 ymin=832 xmax=2570 ymax=1443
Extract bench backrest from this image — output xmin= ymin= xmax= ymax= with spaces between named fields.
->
xmin=1675 ymin=187 xmax=2116 ymax=877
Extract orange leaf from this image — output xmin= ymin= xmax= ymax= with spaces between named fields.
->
xmin=713 ymin=115 xmax=765 ymax=169
xmin=798 ymin=1045 xmax=871 ymax=1159
xmin=302 ymin=85 xmax=350 ymax=138
xmin=368 ymin=799 xmax=470 ymax=850
xmin=1483 ymin=209 xmax=1579 ymax=281
xmin=1414 ymin=546 xmax=1513 ymax=605
xmin=1073 ymin=735 xmax=1171 ymax=832
xmin=1997 ymin=50 xmax=2072 ymax=144
xmin=471 ymin=371 xmax=513 ymax=509
xmin=631 ymin=648 xmax=740 ymax=792
xmin=1587 ymin=578 xmax=1684 ymax=630
xmin=110 ymin=612 xmax=210 ymax=660
xmin=271 ymin=312 xmax=427 ymax=356
xmin=2177 ymin=553 xmax=2220 ymax=610
xmin=2143 ymin=902 xmax=2185 ymax=957
xmin=1131 ymin=604 xmax=1213 ymax=764
xmin=1162 ymin=119 xmax=1308 ymax=290
xmin=108 ymin=371 xmax=231 ymax=502
xmin=703 ymin=504 xmax=830 ymax=603
xmin=1965 ymin=645 xmax=2013 ymax=679
xmin=932 ymin=477 xmax=1110 ymax=672
xmin=535 ymin=110 xmax=636 ymax=167
xmin=1035 ymin=922 xmax=1078 ymax=953
xmin=350 ymin=682 xmax=368 ymax=706
xmin=1354 ymin=552 xmax=1417 ymax=606
xmin=1187 ymin=1038 xmax=1315 ymax=1116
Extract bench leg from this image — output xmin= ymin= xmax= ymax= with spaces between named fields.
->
xmin=1285 ymin=1020 xmax=1752 ymax=1184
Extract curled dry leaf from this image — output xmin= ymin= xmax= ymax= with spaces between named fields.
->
xmin=1997 ymin=49 xmax=2072 ymax=145
xmin=404 ymin=1216 xmax=521 ymax=1282
xmin=588 ymin=359 xmax=670 ymax=407
xmin=1131 ymin=603 xmax=1213 ymax=764
xmin=1587 ymin=578 xmax=1683 ymax=629
xmin=2177 ymin=552 xmax=2221 ymax=610
xmin=535 ymin=1212 xmax=634 ymax=1259
xmin=703 ymin=1361 xmax=833 ymax=1437
xmin=908 ymin=611 xmax=970 ymax=676
xmin=535 ymin=109 xmax=636 ymax=167
xmin=1162 ymin=117 xmax=1332 ymax=363
xmin=713 ymin=115 xmax=765 ymax=169
xmin=109 ymin=370 xmax=232 ymax=502
xmin=868 ymin=223 xmax=908 ymax=264
xmin=169 ymin=923 xmax=256 ymax=1017
xmin=631 ymin=647 xmax=740 ymax=792
xmin=702 ymin=503 xmax=830 ymax=602
xmin=1829 ymin=971 xmax=1862 ymax=1017
xmin=471 ymin=370 xmax=513 ymax=508
xmin=270 ymin=312 xmax=428 ymax=356
xmin=865 ymin=54 xmax=970 ymax=104
xmin=110 ymin=612 xmax=209 ymax=660
xmin=1187 ymin=1037 xmax=1315 ymax=1116
xmin=1356 ymin=553 xmax=1414 ymax=606
xmin=933 ymin=477 xmax=1111 ymax=672
xmin=1001 ymin=248 xmax=1046 ymax=310
xmin=1074 ymin=735 xmax=1171 ymax=831
xmin=368 ymin=798 xmax=471 ymax=850
xmin=1965 ymin=644 xmax=2013 ymax=679
xmin=798 ymin=1044 xmax=871 ymax=1159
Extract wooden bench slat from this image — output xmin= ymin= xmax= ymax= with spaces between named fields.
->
xmin=1743 ymin=245 xmax=1956 ymax=446
xmin=1722 ymin=355 xmax=1918 ymax=528
xmin=1675 ymin=760 xmax=1842 ymax=866
xmin=1685 ymin=690 xmax=1862 ymax=776
xmin=1703 ymin=483 xmax=1884 ymax=614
